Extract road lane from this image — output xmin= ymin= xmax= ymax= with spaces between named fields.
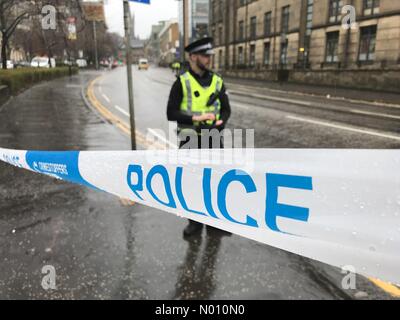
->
xmin=92 ymin=66 xmax=400 ymax=150
xmin=86 ymin=67 xmax=400 ymax=298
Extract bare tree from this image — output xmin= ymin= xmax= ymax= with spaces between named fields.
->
xmin=28 ymin=0 xmax=87 ymax=67
xmin=0 ymin=0 xmax=32 ymax=69
xmin=5 ymin=0 xmax=123 ymax=69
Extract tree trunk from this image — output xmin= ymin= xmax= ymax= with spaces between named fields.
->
xmin=1 ymin=36 xmax=8 ymax=70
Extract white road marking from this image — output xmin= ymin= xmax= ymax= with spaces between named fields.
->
xmin=234 ymin=99 xmax=400 ymax=121
xmin=229 ymin=90 xmax=312 ymax=106
xmin=232 ymin=102 xmax=251 ymax=110
xmin=147 ymin=128 xmax=178 ymax=149
xmin=229 ymin=83 xmax=400 ymax=109
xmin=114 ymin=105 xmax=130 ymax=117
xmin=287 ymin=115 xmax=400 ymax=141
xmin=102 ymin=94 xmax=110 ymax=103
xmin=350 ymin=109 xmax=400 ymax=121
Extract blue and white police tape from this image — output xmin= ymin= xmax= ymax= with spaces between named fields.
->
xmin=1 ymin=147 xmax=399 ymax=285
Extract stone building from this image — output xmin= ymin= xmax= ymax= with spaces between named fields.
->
xmin=210 ymin=0 xmax=400 ymax=91
xmin=146 ymin=21 xmax=167 ymax=63
xmin=159 ymin=19 xmax=180 ymax=66
xmin=178 ymin=0 xmax=210 ymax=59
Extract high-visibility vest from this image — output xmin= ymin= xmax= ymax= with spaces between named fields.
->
xmin=179 ymin=71 xmax=223 ymax=128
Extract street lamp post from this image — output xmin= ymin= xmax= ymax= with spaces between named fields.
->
xmin=176 ymin=0 xmax=186 ymax=64
xmin=93 ymin=21 xmax=99 ymax=70
xmin=123 ymin=0 xmax=137 ymax=150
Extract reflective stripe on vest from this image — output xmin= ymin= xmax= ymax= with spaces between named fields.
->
xmin=182 ymin=72 xmax=193 ymax=113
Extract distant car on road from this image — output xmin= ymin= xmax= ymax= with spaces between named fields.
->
xmin=111 ymin=60 xmax=119 ymax=69
xmin=31 ymin=57 xmax=56 ymax=68
xmin=138 ymin=58 xmax=149 ymax=71
xmin=100 ymin=60 xmax=110 ymax=68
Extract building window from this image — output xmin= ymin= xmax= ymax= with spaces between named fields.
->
xmin=250 ymin=44 xmax=256 ymax=66
xmin=264 ymin=42 xmax=270 ymax=65
xmin=239 ymin=20 xmax=244 ymax=41
xmin=358 ymin=25 xmax=377 ymax=62
xmin=280 ymin=39 xmax=288 ymax=65
xmin=325 ymin=31 xmax=339 ymax=63
xmin=219 ymin=49 xmax=223 ymax=69
xmin=238 ymin=46 xmax=244 ymax=65
xmin=363 ymin=0 xmax=380 ymax=15
xmin=264 ymin=12 xmax=272 ymax=37
xmin=329 ymin=0 xmax=343 ymax=23
xmin=281 ymin=6 xmax=290 ymax=34
xmin=250 ymin=16 xmax=257 ymax=40
xmin=218 ymin=0 xmax=223 ymax=18
xmin=219 ymin=26 xmax=223 ymax=45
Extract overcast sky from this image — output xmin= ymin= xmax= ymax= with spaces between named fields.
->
xmin=103 ymin=0 xmax=178 ymax=39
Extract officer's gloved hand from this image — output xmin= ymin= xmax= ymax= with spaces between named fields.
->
xmin=192 ymin=113 xmax=215 ymax=123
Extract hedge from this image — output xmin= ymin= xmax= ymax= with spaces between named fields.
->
xmin=0 ymin=67 xmax=79 ymax=95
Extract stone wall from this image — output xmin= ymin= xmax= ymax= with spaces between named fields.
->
xmin=223 ymin=68 xmax=400 ymax=93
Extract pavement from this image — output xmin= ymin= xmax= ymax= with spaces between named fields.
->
xmin=0 ymin=69 xmax=399 ymax=299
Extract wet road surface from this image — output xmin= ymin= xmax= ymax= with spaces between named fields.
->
xmin=0 ymin=69 xmax=398 ymax=299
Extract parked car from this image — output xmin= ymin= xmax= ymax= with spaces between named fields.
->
xmin=6 ymin=60 xmax=14 ymax=69
xmin=111 ymin=60 xmax=119 ymax=69
xmin=76 ymin=59 xmax=88 ymax=68
xmin=100 ymin=60 xmax=110 ymax=68
xmin=14 ymin=61 xmax=30 ymax=68
xmin=138 ymin=58 xmax=149 ymax=71
xmin=31 ymin=57 xmax=56 ymax=68
xmin=63 ymin=59 xmax=74 ymax=66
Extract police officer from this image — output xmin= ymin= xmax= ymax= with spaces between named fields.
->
xmin=171 ymin=61 xmax=181 ymax=76
xmin=167 ymin=37 xmax=231 ymax=237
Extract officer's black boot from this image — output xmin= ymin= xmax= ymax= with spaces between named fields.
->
xmin=183 ymin=220 xmax=203 ymax=237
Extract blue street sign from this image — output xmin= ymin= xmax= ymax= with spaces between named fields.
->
xmin=129 ymin=0 xmax=150 ymax=4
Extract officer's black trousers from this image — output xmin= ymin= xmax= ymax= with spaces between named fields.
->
xmin=179 ymin=132 xmax=223 ymax=230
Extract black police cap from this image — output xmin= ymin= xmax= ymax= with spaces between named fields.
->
xmin=184 ymin=37 xmax=215 ymax=55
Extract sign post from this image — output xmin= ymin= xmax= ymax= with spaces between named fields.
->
xmin=123 ymin=0 xmax=136 ymax=150
xmin=93 ymin=21 xmax=99 ymax=70
xmin=124 ymin=0 xmax=150 ymax=150
xmin=81 ymin=0 xmax=105 ymax=70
